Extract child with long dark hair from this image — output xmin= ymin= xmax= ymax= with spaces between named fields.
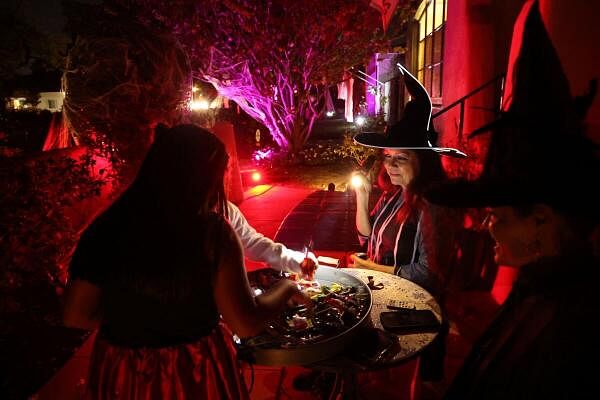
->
xmin=63 ymin=125 xmax=310 ymax=399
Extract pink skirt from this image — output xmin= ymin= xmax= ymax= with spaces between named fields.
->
xmin=85 ymin=321 xmax=249 ymax=400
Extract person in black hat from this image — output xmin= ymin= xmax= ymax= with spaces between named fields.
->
xmin=348 ymin=65 xmax=467 ymax=387
xmin=350 ymin=64 xmax=466 ymax=295
xmin=425 ymin=1 xmax=599 ymax=398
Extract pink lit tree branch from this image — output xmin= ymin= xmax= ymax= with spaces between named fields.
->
xmin=122 ymin=0 xmax=386 ymax=153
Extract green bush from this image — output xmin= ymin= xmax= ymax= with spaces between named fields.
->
xmin=0 ymin=149 xmax=106 ymax=324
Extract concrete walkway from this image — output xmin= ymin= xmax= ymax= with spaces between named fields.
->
xmin=239 ymin=185 xmax=314 ymax=240
xmin=238 ymin=184 xmax=314 ymax=271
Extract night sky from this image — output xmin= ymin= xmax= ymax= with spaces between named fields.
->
xmin=4 ymin=0 xmax=101 ymax=35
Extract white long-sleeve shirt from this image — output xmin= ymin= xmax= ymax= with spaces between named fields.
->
xmin=227 ymin=202 xmax=308 ymax=273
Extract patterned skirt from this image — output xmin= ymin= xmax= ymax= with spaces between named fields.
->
xmin=84 ymin=321 xmax=249 ymax=400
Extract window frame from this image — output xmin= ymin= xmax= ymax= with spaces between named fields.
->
xmin=416 ymin=0 xmax=446 ymax=105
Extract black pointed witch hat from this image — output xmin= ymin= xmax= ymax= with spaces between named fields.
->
xmin=425 ymin=0 xmax=599 ymax=215
xmin=353 ymin=64 xmax=467 ymax=158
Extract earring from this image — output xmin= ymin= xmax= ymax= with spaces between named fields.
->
xmin=479 ymin=211 xmax=491 ymax=231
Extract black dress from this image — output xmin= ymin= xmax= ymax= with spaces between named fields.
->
xmin=69 ymin=212 xmax=249 ymax=400
xmin=444 ymin=253 xmax=599 ymax=399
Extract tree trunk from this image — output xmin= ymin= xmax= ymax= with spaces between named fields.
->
xmin=277 ymin=91 xmax=320 ymax=155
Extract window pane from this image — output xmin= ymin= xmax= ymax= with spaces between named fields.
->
xmin=432 ymin=64 xmax=442 ymax=98
xmin=433 ymin=29 xmax=443 ymax=63
xmin=426 ymin=2 xmax=433 ymax=35
xmin=424 ymin=68 xmax=432 ymax=93
xmin=425 ymin=35 xmax=433 ymax=66
xmin=434 ymin=0 xmax=445 ymax=29
xmin=416 ymin=1 xmax=445 ymax=100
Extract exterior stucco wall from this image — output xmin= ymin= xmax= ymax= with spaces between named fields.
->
xmin=437 ymin=0 xmax=522 ymax=178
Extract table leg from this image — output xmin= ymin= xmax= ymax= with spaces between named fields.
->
xmin=328 ymin=372 xmax=365 ymax=400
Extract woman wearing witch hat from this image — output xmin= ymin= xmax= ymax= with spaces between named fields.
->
xmin=349 ymin=65 xmax=467 ymax=386
xmin=425 ymin=1 xmax=599 ymax=398
xmin=350 ymin=64 xmax=466 ymax=296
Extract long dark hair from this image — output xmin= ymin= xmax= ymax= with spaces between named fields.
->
xmin=82 ymin=124 xmax=230 ymax=303
xmin=119 ymin=123 xmax=229 ymax=226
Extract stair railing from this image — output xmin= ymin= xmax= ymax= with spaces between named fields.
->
xmin=432 ymin=73 xmax=505 ymax=139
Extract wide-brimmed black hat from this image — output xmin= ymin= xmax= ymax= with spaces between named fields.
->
xmin=353 ymin=65 xmax=467 ymax=158
xmin=425 ymin=0 xmax=599 ymax=215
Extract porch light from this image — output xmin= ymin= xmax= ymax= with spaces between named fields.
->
xmin=190 ymin=100 xmax=210 ymax=110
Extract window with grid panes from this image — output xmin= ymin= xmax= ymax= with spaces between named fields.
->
xmin=416 ymin=0 xmax=446 ymax=104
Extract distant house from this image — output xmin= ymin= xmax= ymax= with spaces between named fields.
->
xmin=38 ymin=92 xmax=65 ymax=112
xmin=6 ymin=91 xmax=64 ymax=112
xmin=5 ymin=69 xmax=63 ymax=113
xmin=7 ymin=97 xmax=30 ymax=110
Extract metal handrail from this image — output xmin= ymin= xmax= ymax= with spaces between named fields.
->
xmin=432 ymin=73 xmax=505 ymax=139
xmin=432 ymin=73 xmax=505 ymax=118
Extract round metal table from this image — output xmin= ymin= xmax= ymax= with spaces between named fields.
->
xmin=342 ymin=268 xmax=442 ymax=365
xmin=306 ymin=268 xmax=443 ymax=399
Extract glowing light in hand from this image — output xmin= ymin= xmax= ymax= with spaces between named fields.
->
xmin=351 ymin=175 xmax=364 ymax=188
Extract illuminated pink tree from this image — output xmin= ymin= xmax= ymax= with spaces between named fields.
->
xmin=125 ymin=0 xmax=386 ymax=153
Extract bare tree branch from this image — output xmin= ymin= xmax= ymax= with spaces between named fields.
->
xmin=125 ymin=0 xmax=387 ymax=153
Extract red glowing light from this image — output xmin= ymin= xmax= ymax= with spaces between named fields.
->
xmin=251 ymin=172 xmax=261 ymax=182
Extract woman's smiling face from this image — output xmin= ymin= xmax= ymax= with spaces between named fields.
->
xmin=485 ymin=206 xmax=539 ymax=267
xmin=382 ymin=149 xmax=420 ymax=188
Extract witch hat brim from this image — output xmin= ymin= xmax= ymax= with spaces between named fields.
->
xmin=425 ymin=178 xmax=539 ymax=209
xmin=352 ymin=134 xmax=468 ymax=157
xmin=425 ymin=160 xmax=600 ymax=216
xmin=353 ymin=65 xmax=467 ymax=158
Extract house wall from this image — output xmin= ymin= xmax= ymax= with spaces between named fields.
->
xmin=435 ymin=0 xmax=600 ymax=177
xmin=38 ymin=92 xmax=65 ymax=113
xmin=436 ymin=0 xmax=523 ymax=178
